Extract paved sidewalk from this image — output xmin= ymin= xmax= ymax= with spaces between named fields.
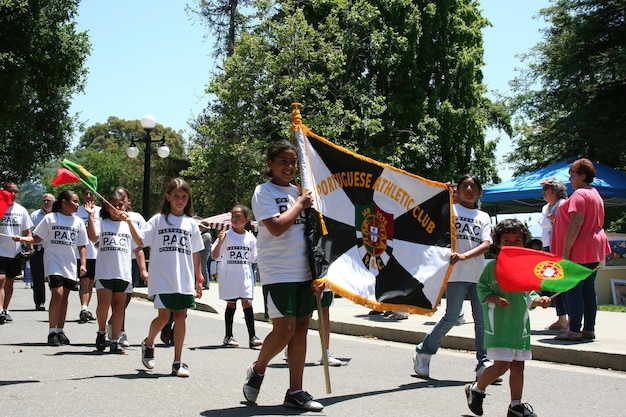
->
xmin=133 ymin=283 xmax=626 ymax=372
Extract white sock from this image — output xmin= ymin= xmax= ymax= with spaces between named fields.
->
xmin=472 ymin=382 xmax=485 ymax=393
xmin=510 ymin=400 xmax=521 ymax=407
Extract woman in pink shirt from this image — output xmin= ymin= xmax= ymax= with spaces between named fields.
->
xmin=551 ymin=158 xmax=610 ymax=341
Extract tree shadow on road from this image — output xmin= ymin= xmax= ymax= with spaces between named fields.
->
xmin=68 ymin=369 xmax=165 ymax=381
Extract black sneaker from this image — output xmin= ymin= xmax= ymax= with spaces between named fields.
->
xmin=109 ymin=341 xmax=125 ymax=354
xmin=283 ymin=390 xmax=323 ymax=411
xmin=48 ymin=332 xmax=61 ymax=347
xmin=141 ymin=338 xmax=155 ymax=369
xmin=507 ymin=403 xmax=537 ymax=417
xmin=465 ymin=383 xmax=485 ymax=416
xmin=86 ymin=310 xmax=96 ymax=321
xmin=2 ymin=310 xmax=12 ymax=322
xmin=242 ymin=363 xmax=264 ymax=403
xmin=96 ymin=332 xmax=106 ymax=352
xmin=171 ymin=362 xmax=190 ymax=377
xmin=57 ymin=331 xmax=70 ymax=345
xmin=79 ymin=310 xmax=90 ymax=322
xmin=0 ymin=311 xmax=5 ymax=325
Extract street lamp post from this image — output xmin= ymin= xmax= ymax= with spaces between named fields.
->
xmin=126 ymin=114 xmax=170 ymax=220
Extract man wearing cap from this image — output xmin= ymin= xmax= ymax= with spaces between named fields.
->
xmin=30 ymin=193 xmax=56 ymax=311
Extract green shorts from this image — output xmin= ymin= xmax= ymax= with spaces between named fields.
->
xmin=96 ymin=279 xmax=132 ymax=293
xmin=263 ymin=281 xmax=316 ymax=319
xmin=154 ymin=293 xmax=196 ymax=310
xmin=320 ymin=291 xmax=334 ymax=308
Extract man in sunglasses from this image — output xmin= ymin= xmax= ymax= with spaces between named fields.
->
xmin=30 ymin=193 xmax=56 ymax=311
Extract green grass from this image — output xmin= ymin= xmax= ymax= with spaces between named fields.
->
xmin=598 ymin=304 xmax=626 ymax=312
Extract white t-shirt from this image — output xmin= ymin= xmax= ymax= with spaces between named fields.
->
xmin=447 ymin=203 xmax=492 ymax=284
xmin=538 ymin=198 xmax=564 ymax=248
xmin=212 ymin=229 xmax=257 ymax=300
xmin=0 ymin=203 xmax=33 ymax=257
xmin=251 ymin=181 xmax=311 ymax=285
xmin=142 ymin=213 xmax=204 ymax=296
xmin=33 ymin=212 xmax=88 ymax=280
xmin=95 ymin=219 xmax=139 ymax=282
xmin=128 ymin=211 xmax=146 ymax=260
xmin=75 ymin=205 xmax=100 ymax=259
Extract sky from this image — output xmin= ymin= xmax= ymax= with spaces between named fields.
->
xmin=69 ymin=0 xmax=551 ymax=231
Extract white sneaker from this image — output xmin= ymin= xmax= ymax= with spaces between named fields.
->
xmin=172 ymin=362 xmax=190 ymax=377
xmin=119 ymin=332 xmax=130 ymax=347
xmin=386 ymin=312 xmax=409 ymax=320
xmin=223 ymin=336 xmax=239 ymax=347
xmin=413 ymin=350 xmax=431 ymax=378
xmin=321 ymin=354 xmax=342 ymax=367
xmin=141 ymin=338 xmax=155 ymax=369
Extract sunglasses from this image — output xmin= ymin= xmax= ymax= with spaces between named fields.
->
xmin=541 ymin=185 xmax=552 ymax=191
xmin=43 ymin=199 xmax=53 ymax=203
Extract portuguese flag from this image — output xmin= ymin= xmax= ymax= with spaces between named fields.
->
xmin=51 ymin=159 xmax=98 ymax=194
xmin=495 ymin=247 xmax=595 ymax=293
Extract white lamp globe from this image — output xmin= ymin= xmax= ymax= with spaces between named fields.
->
xmin=157 ymin=144 xmax=170 ymax=158
xmin=126 ymin=145 xmax=139 ymax=158
xmin=140 ymin=114 xmax=157 ymax=130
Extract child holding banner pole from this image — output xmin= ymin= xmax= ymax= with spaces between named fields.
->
xmin=243 ymin=139 xmax=323 ymax=411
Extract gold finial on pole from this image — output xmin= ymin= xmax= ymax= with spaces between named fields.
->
xmin=291 ymin=102 xmax=303 ymax=130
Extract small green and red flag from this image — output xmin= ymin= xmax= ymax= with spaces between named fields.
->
xmin=495 ymin=246 xmax=595 ymax=293
xmin=51 ymin=159 xmax=98 ymax=194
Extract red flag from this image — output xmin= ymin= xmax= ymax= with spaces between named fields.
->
xmin=495 ymin=247 xmax=595 ymax=293
xmin=0 ymin=189 xmax=16 ymax=220
xmin=51 ymin=167 xmax=81 ymax=186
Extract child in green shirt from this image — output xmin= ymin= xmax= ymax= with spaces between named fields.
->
xmin=465 ymin=219 xmax=551 ymax=417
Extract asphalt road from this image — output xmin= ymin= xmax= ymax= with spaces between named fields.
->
xmin=1 ymin=286 xmax=625 ymax=416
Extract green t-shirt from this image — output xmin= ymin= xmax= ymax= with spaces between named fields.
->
xmin=477 ymin=260 xmax=539 ymax=351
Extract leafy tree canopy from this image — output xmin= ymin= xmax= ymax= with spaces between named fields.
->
xmin=0 ymin=0 xmax=90 ymax=183
xmin=508 ymin=0 xmax=626 ymax=173
xmin=187 ymin=0 xmax=505 ymax=215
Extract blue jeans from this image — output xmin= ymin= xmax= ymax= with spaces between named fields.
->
xmin=566 ymin=262 xmax=599 ymax=333
xmin=416 ymin=282 xmax=486 ymax=368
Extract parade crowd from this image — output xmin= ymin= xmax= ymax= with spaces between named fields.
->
xmin=0 ymin=155 xmax=609 ymax=417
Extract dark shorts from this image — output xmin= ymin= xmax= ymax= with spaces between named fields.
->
xmin=77 ymin=259 xmax=96 ymax=280
xmin=154 ymin=293 xmax=196 ymax=310
xmin=0 ymin=256 xmax=21 ymax=278
xmin=48 ymin=275 xmax=79 ymax=291
xmin=262 ymin=281 xmax=316 ymax=319
xmin=96 ymin=279 xmax=132 ymax=293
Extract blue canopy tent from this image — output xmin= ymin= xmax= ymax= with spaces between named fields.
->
xmin=481 ymin=160 xmax=626 ymax=216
